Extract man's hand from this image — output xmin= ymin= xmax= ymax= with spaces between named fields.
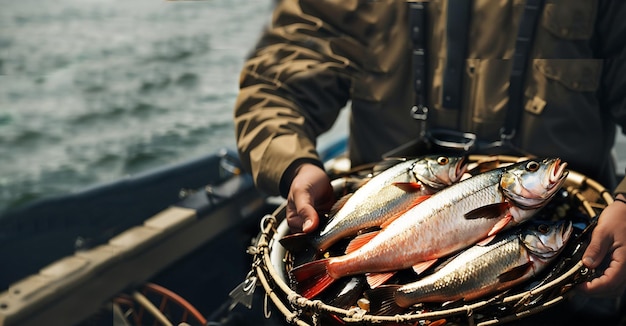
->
xmin=580 ymin=195 xmax=626 ymax=298
xmin=286 ymin=163 xmax=335 ymax=233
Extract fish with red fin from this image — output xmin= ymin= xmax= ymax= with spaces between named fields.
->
xmin=290 ymin=158 xmax=569 ymax=299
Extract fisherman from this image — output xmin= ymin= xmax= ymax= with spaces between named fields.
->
xmin=234 ymin=0 xmax=626 ymax=323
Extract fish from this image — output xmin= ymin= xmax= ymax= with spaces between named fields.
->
xmin=366 ymin=219 xmax=573 ymax=314
xmin=280 ymin=155 xmax=468 ymax=253
xmin=290 ymin=158 xmax=568 ymax=299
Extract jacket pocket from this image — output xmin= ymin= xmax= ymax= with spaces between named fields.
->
xmin=525 ymin=59 xmax=602 ymax=114
xmin=541 ymin=0 xmax=598 ymax=40
xmin=534 ymin=59 xmax=601 ymax=92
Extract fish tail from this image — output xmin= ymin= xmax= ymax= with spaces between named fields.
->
xmin=366 ymin=285 xmax=404 ymax=316
xmin=290 ymin=258 xmax=335 ymax=299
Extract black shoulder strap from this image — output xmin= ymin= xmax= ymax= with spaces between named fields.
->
xmin=408 ymin=1 xmax=429 ymax=138
xmin=441 ymin=0 xmax=472 ymax=110
xmin=409 ymin=1 xmax=428 ymax=108
xmin=501 ymin=0 xmax=545 ymax=140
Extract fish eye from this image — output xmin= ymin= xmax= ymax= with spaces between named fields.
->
xmin=537 ymin=224 xmax=550 ymax=234
xmin=437 ymin=156 xmax=450 ymax=165
xmin=526 ymin=161 xmax=540 ymax=172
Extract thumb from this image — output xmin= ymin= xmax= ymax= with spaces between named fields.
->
xmin=294 ymin=195 xmax=319 ymax=233
xmin=286 ymin=187 xmax=320 ymax=233
xmin=582 ymin=227 xmax=610 ymax=269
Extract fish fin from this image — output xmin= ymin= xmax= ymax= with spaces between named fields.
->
xmin=392 ymin=182 xmax=422 ymax=192
xmin=366 ymin=285 xmax=404 ymax=315
xmin=412 ymin=194 xmax=431 ymax=205
xmin=379 ymin=195 xmax=431 ymax=229
xmin=412 ymin=259 xmax=438 ymax=275
xmin=290 ymin=259 xmax=335 ymax=299
xmin=464 ymin=202 xmax=511 ymax=220
xmin=328 ymin=193 xmax=353 ymax=217
xmin=279 ymin=232 xmax=316 ymax=253
xmin=476 ymin=234 xmax=497 ymax=246
xmin=487 ymin=214 xmax=513 ymax=237
xmin=428 ymin=319 xmax=449 ymax=326
xmin=345 ymin=230 xmax=379 ymax=254
xmin=497 ymin=262 xmax=533 ymax=283
xmin=366 ymin=272 xmax=396 ymax=289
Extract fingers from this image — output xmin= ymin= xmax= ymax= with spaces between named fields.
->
xmin=579 ymin=250 xmax=626 ymax=297
xmin=286 ymin=188 xmax=320 ymax=233
xmin=285 ymin=163 xmax=333 ymax=234
xmin=579 ymin=200 xmax=626 ymax=297
xmin=582 ymin=225 xmax=611 ymax=270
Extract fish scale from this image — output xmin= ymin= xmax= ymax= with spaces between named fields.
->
xmin=291 ymin=158 xmax=568 ymax=299
xmin=400 ymin=236 xmax=528 ymax=303
xmin=313 ymin=155 xmax=467 ymax=252
xmin=330 ymin=169 xmax=507 ymax=277
xmin=378 ymin=220 xmax=574 ymax=309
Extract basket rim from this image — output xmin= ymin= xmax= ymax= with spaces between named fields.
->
xmin=253 ymin=155 xmax=612 ymax=325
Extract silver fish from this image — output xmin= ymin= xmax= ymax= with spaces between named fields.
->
xmin=281 ymin=155 xmax=468 ymax=252
xmin=367 ymin=219 xmax=573 ymax=313
xmin=291 ymin=158 xmax=568 ymax=299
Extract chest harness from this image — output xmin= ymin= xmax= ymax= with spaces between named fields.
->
xmin=403 ymin=0 xmax=544 ymax=156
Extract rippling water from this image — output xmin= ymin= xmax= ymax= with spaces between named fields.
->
xmin=0 ymin=0 xmax=275 ymax=213
xmin=1 ymin=0 xmax=625 ymax=215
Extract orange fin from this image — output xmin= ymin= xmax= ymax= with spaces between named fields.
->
xmin=487 ymin=214 xmax=513 ymax=237
xmin=366 ymin=272 xmax=396 ymax=288
xmin=412 ymin=259 xmax=438 ymax=275
xmin=464 ymin=202 xmax=511 ymax=220
xmin=477 ymin=234 xmax=497 ymax=246
xmin=345 ymin=231 xmax=379 ymax=254
xmin=380 ymin=195 xmax=431 ymax=229
xmin=290 ymin=259 xmax=335 ymax=299
xmin=429 ymin=319 xmax=448 ymax=326
xmin=392 ymin=182 xmax=422 ymax=192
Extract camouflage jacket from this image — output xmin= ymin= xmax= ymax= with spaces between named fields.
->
xmin=234 ymin=0 xmax=626 ymax=196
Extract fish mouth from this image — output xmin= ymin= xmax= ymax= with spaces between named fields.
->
xmin=548 ymin=159 xmax=568 ymax=188
xmin=560 ymin=220 xmax=574 ymax=244
xmin=455 ymin=156 xmax=469 ymax=180
xmin=532 ymin=158 xmax=568 ymax=201
xmin=502 ymin=158 xmax=569 ymax=209
xmin=529 ymin=158 xmax=568 ymax=197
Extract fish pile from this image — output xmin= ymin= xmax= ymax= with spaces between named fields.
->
xmin=367 ymin=219 xmax=573 ymax=314
xmin=284 ymin=156 xmax=576 ymax=314
xmin=281 ymin=154 xmax=468 ymax=253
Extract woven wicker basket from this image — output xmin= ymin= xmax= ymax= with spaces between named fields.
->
xmin=249 ymin=155 xmax=611 ymax=325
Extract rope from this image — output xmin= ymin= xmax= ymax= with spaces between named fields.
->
xmin=252 ymin=155 xmax=609 ymax=325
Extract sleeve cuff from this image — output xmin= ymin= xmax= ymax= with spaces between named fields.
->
xmin=613 ymin=174 xmax=626 ymax=197
xmin=279 ymin=158 xmax=325 ymax=198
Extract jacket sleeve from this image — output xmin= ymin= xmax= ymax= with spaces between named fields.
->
xmin=597 ymin=1 xmax=626 ymax=123
xmin=234 ymin=0 xmax=367 ymax=196
xmin=596 ymin=0 xmax=626 ymax=193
